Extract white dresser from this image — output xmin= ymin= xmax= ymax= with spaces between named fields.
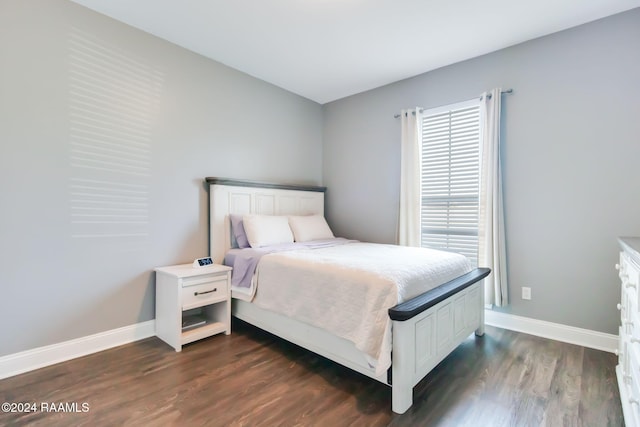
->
xmin=617 ymin=237 xmax=640 ymax=426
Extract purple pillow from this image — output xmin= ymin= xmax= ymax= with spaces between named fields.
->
xmin=230 ymin=214 xmax=250 ymax=248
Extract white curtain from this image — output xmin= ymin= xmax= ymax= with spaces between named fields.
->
xmin=479 ymin=89 xmax=509 ymax=306
xmin=398 ymin=108 xmax=422 ymax=247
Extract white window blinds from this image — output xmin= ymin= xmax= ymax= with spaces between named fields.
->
xmin=420 ymin=101 xmax=480 ymax=265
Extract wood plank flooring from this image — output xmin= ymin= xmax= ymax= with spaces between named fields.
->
xmin=0 ymin=321 xmax=623 ymax=426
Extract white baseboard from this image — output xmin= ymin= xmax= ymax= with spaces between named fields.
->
xmin=484 ymin=309 xmax=618 ymax=353
xmin=0 ymin=320 xmax=155 ymax=380
xmin=0 ymin=312 xmax=618 ymax=380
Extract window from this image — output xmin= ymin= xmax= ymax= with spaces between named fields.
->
xmin=420 ymin=100 xmax=480 ymax=265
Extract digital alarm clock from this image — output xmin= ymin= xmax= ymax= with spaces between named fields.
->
xmin=193 ymin=257 xmax=214 ymax=268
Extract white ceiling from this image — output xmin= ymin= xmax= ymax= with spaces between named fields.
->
xmin=70 ymin=0 xmax=640 ymax=104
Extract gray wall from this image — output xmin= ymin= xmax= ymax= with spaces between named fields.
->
xmin=0 ymin=0 xmax=322 ymax=357
xmin=1 ymin=1 xmax=637 ymax=359
xmin=323 ymin=9 xmax=640 ymax=335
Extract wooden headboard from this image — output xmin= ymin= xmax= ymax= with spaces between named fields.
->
xmin=205 ymin=177 xmax=327 ymax=263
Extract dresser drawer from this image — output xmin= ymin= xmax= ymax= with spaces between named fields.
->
xmin=621 ymin=252 xmax=640 ymax=316
xmin=627 ymin=255 xmax=640 ymax=290
xmin=628 ymin=348 xmax=640 ymax=408
xmin=621 ymin=252 xmax=640 ymax=285
xmin=620 ymin=326 xmax=627 ymax=364
xmin=181 ymin=276 xmax=228 ymax=310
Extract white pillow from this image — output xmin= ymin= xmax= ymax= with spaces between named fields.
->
xmin=242 ymin=215 xmax=294 ymax=248
xmin=288 ymin=215 xmax=334 ymax=242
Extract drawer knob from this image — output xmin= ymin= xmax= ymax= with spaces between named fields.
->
xmin=194 ymin=288 xmax=217 ymax=296
xmin=618 ymin=303 xmax=622 ymax=310
xmin=616 ymin=263 xmax=621 ymax=271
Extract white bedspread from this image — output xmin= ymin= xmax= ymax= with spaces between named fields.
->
xmin=251 ymin=242 xmax=473 ymax=375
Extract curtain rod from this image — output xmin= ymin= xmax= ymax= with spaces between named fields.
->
xmin=394 ymin=88 xmax=513 ymax=118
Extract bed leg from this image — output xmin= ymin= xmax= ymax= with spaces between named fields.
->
xmin=392 ymin=385 xmax=413 ymax=414
xmin=391 ymin=319 xmax=414 ymax=414
xmin=475 ymin=278 xmax=486 ymax=337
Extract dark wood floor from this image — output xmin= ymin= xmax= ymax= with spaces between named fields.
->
xmin=0 ymin=320 xmax=623 ymax=427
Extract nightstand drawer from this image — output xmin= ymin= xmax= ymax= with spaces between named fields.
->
xmin=182 ymin=279 xmax=227 ymax=310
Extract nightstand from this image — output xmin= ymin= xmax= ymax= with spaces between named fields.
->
xmin=155 ymin=263 xmax=232 ymax=352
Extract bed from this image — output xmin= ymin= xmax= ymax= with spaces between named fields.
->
xmin=206 ymin=177 xmax=490 ymax=414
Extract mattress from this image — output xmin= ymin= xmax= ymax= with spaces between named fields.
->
xmin=228 ymin=240 xmax=473 ymax=375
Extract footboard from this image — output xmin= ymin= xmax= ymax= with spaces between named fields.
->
xmin=388 ymin=268 xmax=491 ymax=414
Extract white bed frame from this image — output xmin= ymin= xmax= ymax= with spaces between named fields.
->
xmin=207 ymin=177 xmax=489 ymax=414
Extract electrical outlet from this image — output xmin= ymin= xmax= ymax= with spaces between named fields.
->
xmin=522 ymin=287 xmax=531 ymax=300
